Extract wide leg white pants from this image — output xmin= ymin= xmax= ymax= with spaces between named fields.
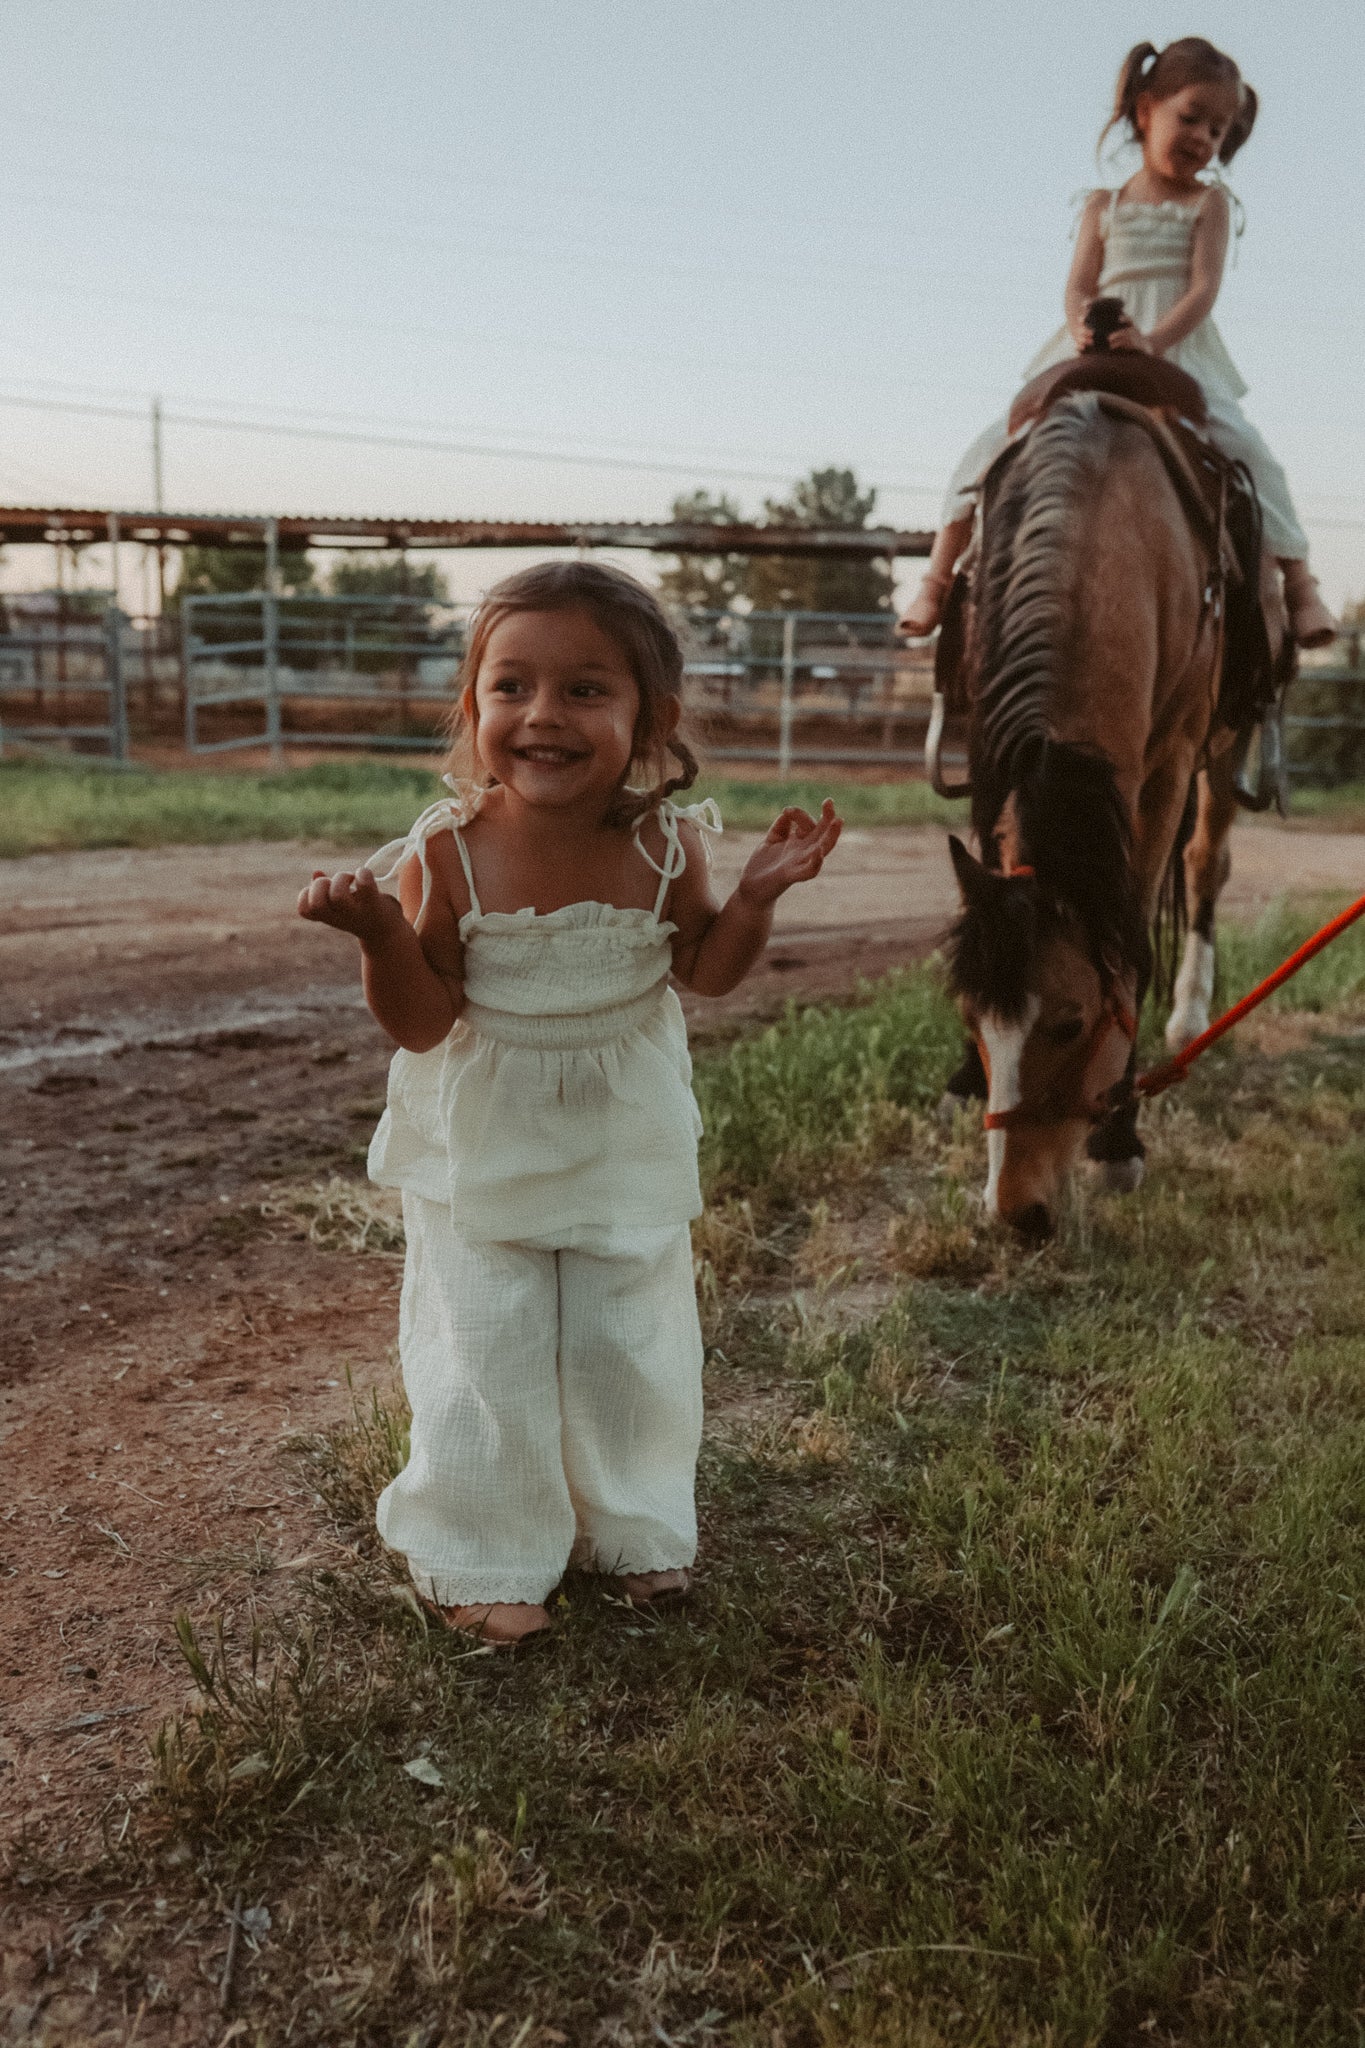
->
xmin=375 ymin=1193 xmax=704 ymax=1606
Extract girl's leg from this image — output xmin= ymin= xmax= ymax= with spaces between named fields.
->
xmin=898 ymin=515 xmax=974 ymax=636
xmin=899 ymin=415 xmax=1013 ymax=636
xmin=1202 ymin=398 xmax=1338 ymax=647
xmin=556 ymin=1224 xmax=704 ymax=1579
xmin=376 ymin=1194 xmax=576 ymax=1613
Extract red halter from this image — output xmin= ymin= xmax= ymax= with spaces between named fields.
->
xmin=980 ymin=998 xmax=1138 ymax=1131
xmin=974 ymin=858 xmax=1137 ymax=1131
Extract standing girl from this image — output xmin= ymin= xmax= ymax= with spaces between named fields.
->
xmin=900 ymin=36 xmax=1337 ymax=649
xmin=300 ymin=561 xmax=841 ymax=1645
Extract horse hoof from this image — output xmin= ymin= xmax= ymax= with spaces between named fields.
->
xmin=1164 ymin=1006 xmax=1209 ymax=1053
xmin=1091 ymin=1154 xmax=1146 ymax=1196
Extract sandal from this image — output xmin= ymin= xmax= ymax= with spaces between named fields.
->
xmin=617 ymin=1568 xmax=692 ymax=1608
xmin=419 ymin=1596 xmax=553 ymax=1648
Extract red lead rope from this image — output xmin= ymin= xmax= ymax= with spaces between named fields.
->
xmin=1135 ymin=891 xmax=1365 ymax=1102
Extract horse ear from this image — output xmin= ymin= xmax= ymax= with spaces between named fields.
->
xmin=948 ymin=834 xmax=994 ymax=907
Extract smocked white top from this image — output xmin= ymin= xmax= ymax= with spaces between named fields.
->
xmin=1022 ymin=188 xmax=1248 ymax=401
xmin=364 ymin=782 xmax=722 ymax=1243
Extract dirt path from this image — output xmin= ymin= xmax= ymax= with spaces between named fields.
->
xmin=1 ymin=816 xmax=1360 ymax=2038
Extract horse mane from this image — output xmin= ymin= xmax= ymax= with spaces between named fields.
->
xmin=956 ymin=394 xmax=1150 ymax=1000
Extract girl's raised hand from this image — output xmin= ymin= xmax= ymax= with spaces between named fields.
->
xmin=297 ymin=866 xmax=404 ymax=948
xmin=737 ymin=799 xmax=843 ymax=907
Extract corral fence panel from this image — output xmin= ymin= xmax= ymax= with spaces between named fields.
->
xmin=183 ymin=591 xmax=468 ymax=756
xmin=1286 ymin=633 xmax=1365 ymax=786
xmin=0 ymin=606 xmax=130 ymax=760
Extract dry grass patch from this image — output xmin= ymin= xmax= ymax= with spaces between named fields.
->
xmin=259 ymin=1173 xmax=405 ymax=1255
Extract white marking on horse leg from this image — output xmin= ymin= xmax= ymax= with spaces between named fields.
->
xmin=1091 ymin=1154 xmax=1147 ymax=1196
xmin=1165 ymin=932 xmax=1216 ymax=1051
xmin=979 ymin=998 xmax=1040 ymax=1218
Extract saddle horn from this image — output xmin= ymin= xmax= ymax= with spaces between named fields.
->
xmin=1084 ymin=296 xmax=1128 ymax=353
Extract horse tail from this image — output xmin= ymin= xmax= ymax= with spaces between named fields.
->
xmin=1151 ymin=772 xmax=1197 ymax=1006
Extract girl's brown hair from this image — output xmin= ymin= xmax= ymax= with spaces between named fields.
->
xmin=443 ymin=559 xmax=699 ymax=828
xmin=1101 ymin=37 xmax=1258 ymax=165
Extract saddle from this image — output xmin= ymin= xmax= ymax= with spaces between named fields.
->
xmin=1008 ymin=352 xmax=1207 ymax=436
xmin=933 ymin=349 xmax=1291 ymax=805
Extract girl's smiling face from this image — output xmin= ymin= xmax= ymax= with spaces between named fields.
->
xmin=469 ymin=605 xmax=648 ymax=811
xmin=1136 ymin=82 xmax=1238 ymax=184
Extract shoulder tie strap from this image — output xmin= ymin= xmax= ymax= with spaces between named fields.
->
xmin=363 ymin=778 xmax=485 ymax=924
xmin=632 ymin=797 xmax=724 ymax=920
xmin=449 ymin=823 xmax=481 ymax=919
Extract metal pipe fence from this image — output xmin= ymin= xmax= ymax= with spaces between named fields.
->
xmin=1285 ymin=633 xmax=1365 ymax=784
xmin=0 ymin=609 xmax=129 ymax=760
xmin=1 ymin=583 xmax=1362 ymax=787
xmin=180 ymin=594 xmax=936 ymax=769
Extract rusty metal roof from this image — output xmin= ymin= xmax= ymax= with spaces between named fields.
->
xmin=0 ymin=506 xmax=932 ymax=558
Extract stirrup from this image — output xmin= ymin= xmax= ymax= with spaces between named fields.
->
xmin=1232 ymin=703 xmax=1288 ymax=816
xmin=925 ymin=691 xmax=972 ymax=799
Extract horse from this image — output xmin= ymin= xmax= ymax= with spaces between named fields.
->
xmin=942 ymin=387 xmax=1283 ymax=1240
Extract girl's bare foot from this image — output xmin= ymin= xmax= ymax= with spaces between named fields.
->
xmin=897 ymin=571 xmax=954 ymax=638
xmin=423 ymin=1599 xmax=553 ymax=1646
xmin=618 ymin=1568 xmax=691 ymax=1607
xmin=1280 ymin=561 xmax=1338 ymax=649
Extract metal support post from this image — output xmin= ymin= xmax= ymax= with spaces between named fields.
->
xmin=105 ymin=511 xmax=128 ymax=761
xmin=263 ymin=516 xmax=282 ymax=765
xmin=778 ymin=611 xmax=796 ymax=778
xmin=182 ymin=597 xmax=196 ymax=751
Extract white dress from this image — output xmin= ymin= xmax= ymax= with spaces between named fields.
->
xmin=361 ymin=784 xmax=720 ymax=1608
xmin=941 ymin=190 xmax=1309 ymax=559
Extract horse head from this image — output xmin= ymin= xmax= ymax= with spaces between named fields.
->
xmin=946 ymin=825 xmax=1142 ymax=1242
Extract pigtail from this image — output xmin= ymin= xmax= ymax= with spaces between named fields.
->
xmin=609 ymin=734 xmax=701 ymax=831
xmin=1221 ymin=81 xmax=1257 ymax=163
xmin=1098 ymin=41 xmax=1158 ymax=157
xmin=660 ymin=734 xmax=700 ymax=803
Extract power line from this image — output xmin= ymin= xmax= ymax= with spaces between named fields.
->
xmin=0 ymin=387 xmax=940 ymax=499
xmin=0 ymin=382 xmax=1358 ymax=530
xmin=0 ymin=370 xmax=912 ymax=480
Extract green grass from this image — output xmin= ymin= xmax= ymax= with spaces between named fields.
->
xmin=8 ymin=751 xmax=1365 ymax=861
xmin=695 ymin=968 xmax=962 ymax=1204
xmin=0 ymin=755 xmax=964 ymax=857
xmin=86 ymin=938 xmax=1362 ymax=2045
xmin=0 ymin=755 xmax=444 ymax=858
xmin=693 ymin=775 xmax=964 ymax=831
xmin=1283 ymin=775 xmax=1365 ymax=826
xmin=1216 ymin=892 xmax=1365 ymax=1012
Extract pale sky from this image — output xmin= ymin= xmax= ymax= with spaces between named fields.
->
xmin=2 ymin=0 xmax=1362 ymax=609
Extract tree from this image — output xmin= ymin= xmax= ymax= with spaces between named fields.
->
xmin=328 ymin=554 xmax=450 ymax=602
xmin=745 ymin=467 xmax=894 ymax=615
xmin=657 ymin=491 xmax=749 ymax=613
xmin=168 ymin=544 xmax=317 ymax=610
